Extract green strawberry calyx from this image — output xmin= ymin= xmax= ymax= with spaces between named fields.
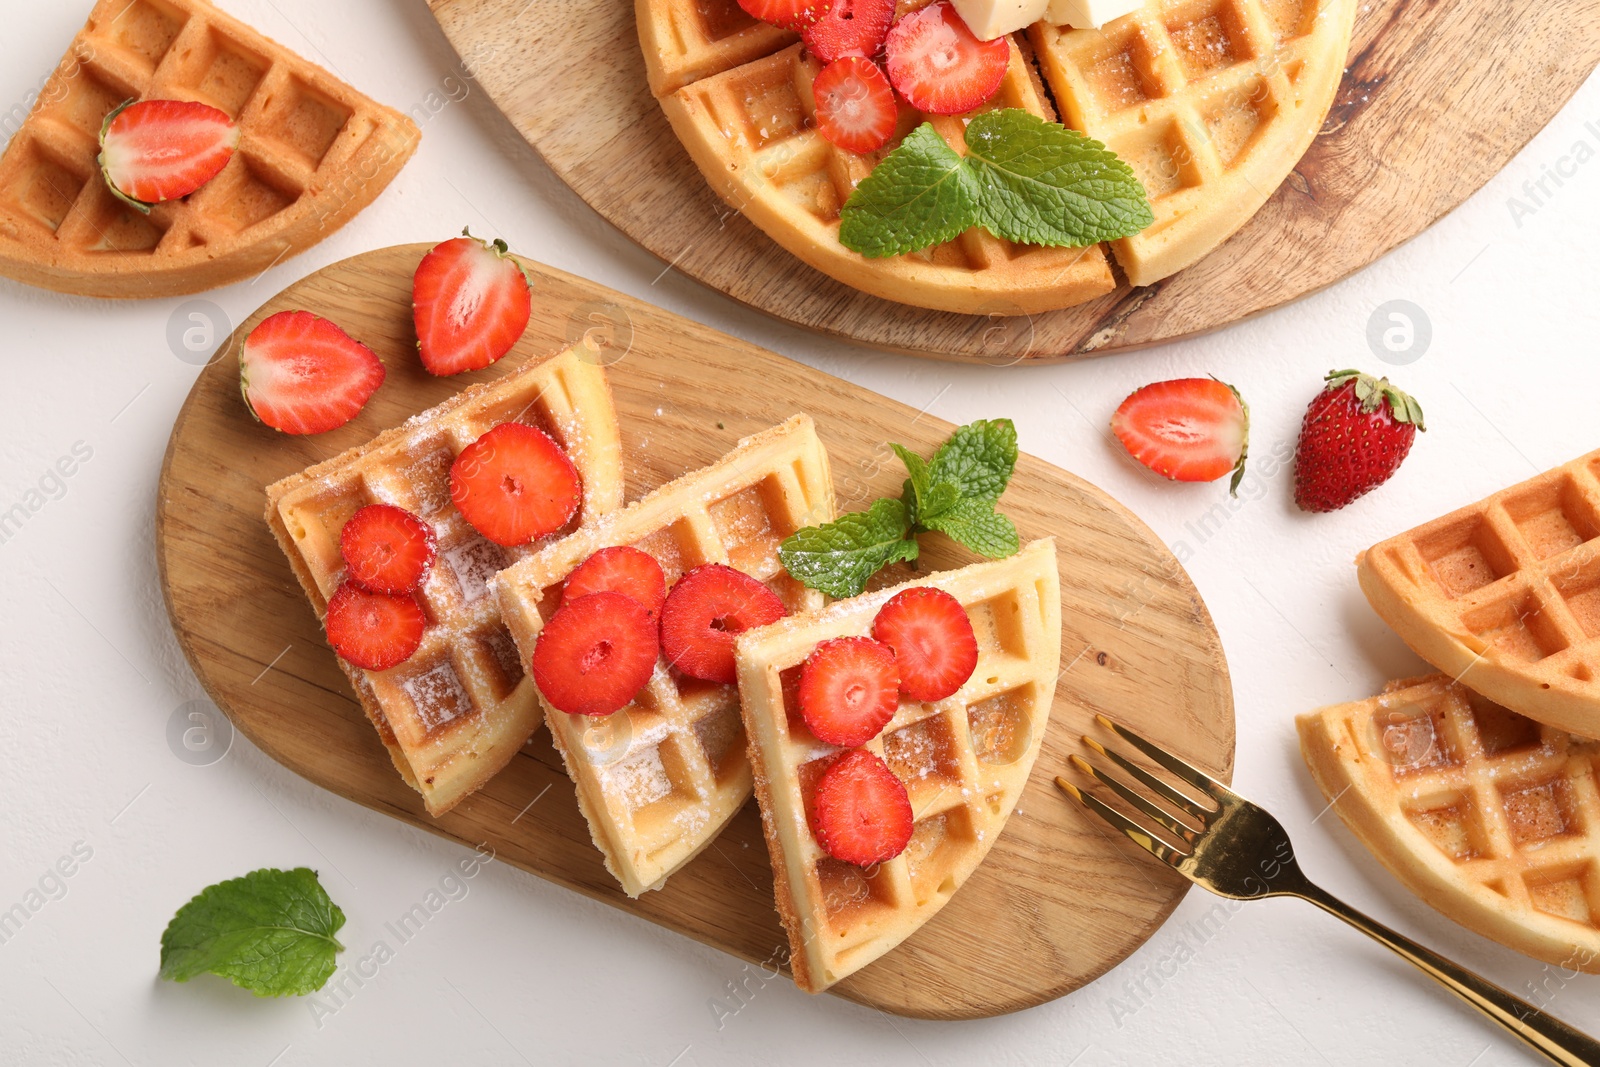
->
xmin=1324 ymin=369 xmax=1426 ymax=432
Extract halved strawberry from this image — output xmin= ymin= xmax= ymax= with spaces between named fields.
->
xmin=339 ymin=504 xmax=437 ymax=595
xmin=563 ymin=546 xmax=667 ymax=622
xmin=799 ymin=637 xmax=900 ymax=747
xmin=324 ymin=582 xmax=426 ymax=671
xmin=871 ymin=587 xmax=978 ymax=702
xmin=1111 ymin=377 xmax=1250 ymax=491
xmin=803 ymin=0 xmax=895 ymax=61
xmin=532 ymin=592 xmax=659 ymax=717
xmin=737 ymin=0 xmax=833 ymax=31
xmin=450 ymin=422 xmax=582 ymax=546
xmin=812 ymin=57 xmax=898 ymax=154
xmin=883 ymin=1 xmax=1010 ymax=115
xmin=240 ymin=310 xmax=386 ymax=435
xmin=98 ymin=98 xmax=238 ymax=211
xmin=660 ymin=564 xmax=788 ymax=684
xmin=412 ymin=231 xmax=534 ymax=376
xmin=812 ymin=748 xmax=914 ymax=866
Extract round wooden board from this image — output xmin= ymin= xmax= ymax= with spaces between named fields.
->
xmin=424 ymin=0 xmax=1600 ymax=363
xmin=156 ymin=244 xmax=1236 ymax=1019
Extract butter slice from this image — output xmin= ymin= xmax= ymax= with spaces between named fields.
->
xmin=951 ymin=0 xmax=1049 ymax=40
xmin=1045 ymin=0 xmax=1145 ymax=28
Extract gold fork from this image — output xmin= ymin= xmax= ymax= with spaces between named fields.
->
xmin=1059 ymin=714 xmax=1600 ymax=1067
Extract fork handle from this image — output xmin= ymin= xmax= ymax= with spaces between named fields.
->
xmin=1298 ymin=881 xmax=1600 ymax=1066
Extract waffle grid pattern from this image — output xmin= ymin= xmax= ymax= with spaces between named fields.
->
xmin=494 ymin=416 xmax=834 ymax=896
xmin=0 ymin=0 xmax=419 ymax=297
xmin=735 ymin=539 xmax=1061 ymax=991
xmin=638 ymin=0 xmax=795 ymax=96
xmin=266 ymin=349 xmax=623 ymax=816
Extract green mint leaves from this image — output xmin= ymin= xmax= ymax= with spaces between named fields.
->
xmin=160 ymin=868 xmax=345 ymax=997
xmin=839 ymin=110 xmax=1153 ymax=259
xmin=780 ymin=420 xmax=1020 ymax=598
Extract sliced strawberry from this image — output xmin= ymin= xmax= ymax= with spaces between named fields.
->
xmin=563 ymin=546 xmax=667 ymax=623
xmin=799 ymin=637 xmax=900 ymax=746
xmin=660 ymin=564 xmax=788 ymax=684
xmin=1111 ymin=377 xmax=1250 ymax=490
xmin=324 ymin=582 xmax=426 ymax=671
xmin=812 ymin=748 xmax=914 ymax=866
xmin=339 ymin=504 xmax=437 ymax=595
xmin=803 ymin=0 xmax=895 ymax=61
xmin=98 ymin=98 xmax=238 ymax=210
xmin=871 ymin=587 xmax=978 ymax=702
xmin=449 ymin=422 xmax=582 ymax=546
xmin=240 ymin=311 xmax=386 ymax=435
xmin=412 ymin=231 xmax=534 ymax=376
xmin=737 ymin=0 xmax=833 ymax=31
xmin=532 ymin=592 xmax=659 ymax=716
xmin=883 ymin=2 xmax=1010 ymax=115
xmin=812 ymin=57 xmax=898 ymax=154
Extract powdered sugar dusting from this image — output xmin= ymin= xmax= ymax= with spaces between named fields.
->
xmin=608 ymin=748 xmax=672 ymax=809
xmin=402 ymin=660 xmax=474 ymax=732
xmin=445 ymin=539 xmax=508 ymax=604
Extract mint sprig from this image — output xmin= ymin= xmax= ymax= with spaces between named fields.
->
xmin=780 ymin=420 xmax=1021 ymax=598
xmin=839 ymin=110 xmax=1152 ymax=259
xmin=160 ymin=868 xmax=345 ymax=997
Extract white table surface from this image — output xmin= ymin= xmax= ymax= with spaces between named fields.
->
xmin=3 ymin=2 xmax=1599 ymax=1064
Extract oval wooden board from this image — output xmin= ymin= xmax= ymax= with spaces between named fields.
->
xmin=155 ymin=243 xmax=1236 ymax=1019
xmin=424 ymin=0 xmax=1600 ymax=363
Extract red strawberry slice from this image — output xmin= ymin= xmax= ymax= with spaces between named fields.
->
xmin=412 ymin=231 xmax=534 ymax=376
xmin=799 ymin=636 xmax=900 ymax=747
xmin=98 ymin=98 xmax=239 ymax=210
xmin=1111 ymin=377 xmax=1250 ymax=490
xmin=883 ymin=1 xmax=1010 ymax=115
xmin=240 ymin=310 xmax=386 ymax=435
xmin=533 ymin=592 xmax=659 ymax=716
xmin=1294 ymin=369 xmax=1426 ymax=513
xmin=659 ymin=564 xmax=788 ymax=684
xmin=563 ymin=546 xmax=667 ymax=622
xmin=450 ymin=422 xmax=582 ymax=546
xmin=339 ymin=504 xmax=437 ymax=595
xmin=737 ymin=0 xmax=833 ymax=31
xmin=871 ymin=587 xmax=978 ymax=702
xmin=812 ymin=57 xmax=898 ymax=154
xmin=812 ymin=748 xmax=914 ymax=866
xmin=324 ymin=582 xmax=427 ymax=671
xmin=803 ymin=0 xmax=895 ymax=62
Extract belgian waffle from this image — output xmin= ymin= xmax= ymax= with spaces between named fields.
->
xmin=644 ymin=6 xmax=1116 ymax=316
xmin=1298 ymin=675 xmax=1600 ymax=973
xmin=1030 ymin=0 xmax=1357 ymax=285
xmin=494 ymin=416 xmax=835 ymax=897
xmin=0 ymin=0 xmax=419 ymax=298
xmin=1358 ymin=449 xmax=1600 ymax=737
xmin=265 ymin=348 xmax=624 ymax=816
xmin=734 ymin=539 xmax=1061 ymax=992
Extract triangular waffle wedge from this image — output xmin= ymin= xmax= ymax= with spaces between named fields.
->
xmin=493 ymin=416 xmax=835 ymax=896
xmin=265 ymin=348 xmax=623 ymax=816
xmin=1358 ymin=449 xmax=1600 ymax=737
xmin=1297 ymin=675 xmax=1600 ymax=973
xmin=642 ymin=7 xmax=1115 ymax=316
xmin=734 ymin=539 xmax=1062 ymax=993
xmin=1029 ymin=0 xmax=1357 ymax=285
xmin=0 ymin=0 xmax=419 ymax=298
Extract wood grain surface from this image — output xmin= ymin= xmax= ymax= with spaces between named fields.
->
xmin=424 ymin=0 xmax=1600 ymax=363
xmin=155 ymin=243 xmax=1237 ymax=1018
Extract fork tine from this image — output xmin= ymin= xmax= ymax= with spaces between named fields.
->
xmin=1082 ymin=736 xmax=1212 ymax=818
xmin=1055 ymin=776 xmax=1189 ymax=868
xmin=1097 ymin=714 xmax=1235 ymax=800
xmin=1068 ymin=755 xmax=1197 ymax=841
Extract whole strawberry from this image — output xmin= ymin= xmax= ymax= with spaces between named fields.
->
xmin=1294 ymin=370 xmax=1425 ymax=513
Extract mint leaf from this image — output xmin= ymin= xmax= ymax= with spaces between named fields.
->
xmin=160 ymin=868 xmax=345 ymax=997
xmin=965 ymin=110 xmax=1153 ymax=247
xmin=922 ymin=499 xmax=1020 ymax=559
xmin=892 ymin=443 xmax=931 ymax=524
xmin=926 ymin=418 xmax=1018 ymax=504
xmin=839 ymin=124 xmax=982 ymax=259
xmin=779 ymin=499 xmax=918 ymax=598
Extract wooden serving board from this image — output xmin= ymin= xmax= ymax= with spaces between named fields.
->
xmin=155 ymin=244 xmax=1236 ymax=1019
xmin=425 ymin=0 xmax=1600 ymax=363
